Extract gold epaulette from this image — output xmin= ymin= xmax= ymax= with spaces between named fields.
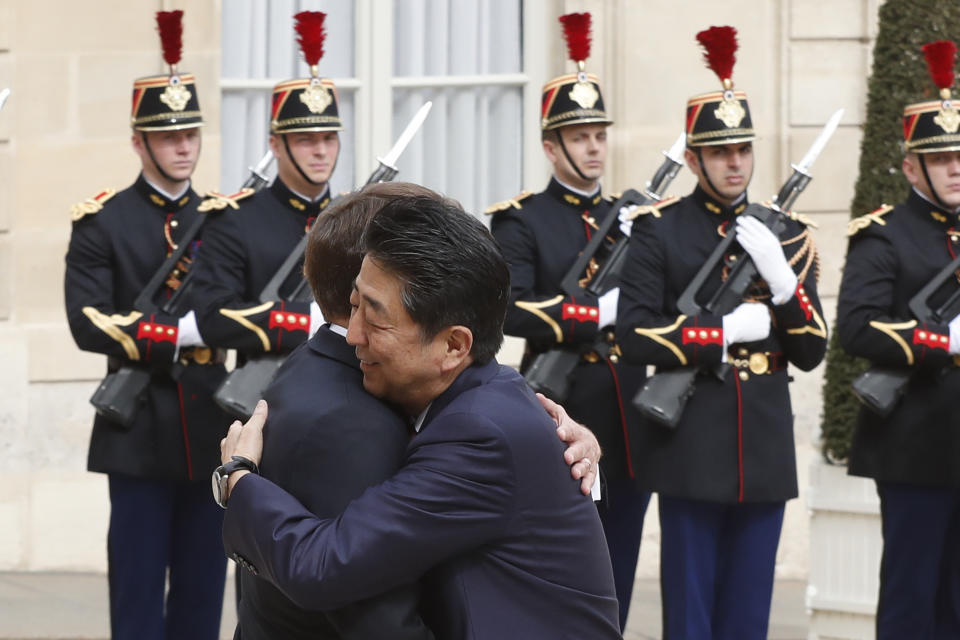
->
xmin=70 ymin=188 xmax=117 ymax=222
xmin=623 ymin=195 xmax=680 ymax=221
xmin=197 ymin=187 xmax=256 ymax=212
xmin=847 ymin=204 xmax=894 ymax=236
xmin=787 ymin=210 xmax=818 ymax=229
xmin=484 ymin=191 xmax=533 ymax=215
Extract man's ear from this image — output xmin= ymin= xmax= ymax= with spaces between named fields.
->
xmin=440 ymin=325 xmax=473 ymax=372
xmin=542 ymin=138 xmax=559 ymax=165
xmin=268 ymin=133 xmax=282 ymax=158
xmin=683 ymin=147 xmax=700 ymax=176
xmin=902 ymin=154 xmax=921 ymax=188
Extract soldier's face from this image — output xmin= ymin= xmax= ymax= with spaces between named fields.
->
xmin=272 ymin=131 xmax=340 ymax=191
xmin=686 ymin=142 xmax=754 ymax=205
xmin=135 ymin=128 xmax=201 ymax=182
xmin=544 ymin=124 xmax=608 ymax=188
xmin=347 ymin=256 xmax=458 ymax=417
xmin=903 ymin=152 xmax=960 ymax=209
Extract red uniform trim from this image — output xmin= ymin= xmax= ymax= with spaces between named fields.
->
xmin=268 ymin=308 xmax=310 ymax=333
xmin=561 ymin=303 xmax=600 ymax=324
xmin=912 ymin=327 xmax=949 ymax=351
xmin=176 ymin=382 xmax=194 ymax=481
xmin=604 ymin=358 xmax=635 ymax=479
xmin=795 ymin=284 xmax=814 ymax=322
xmin=137 ymin=317 xmax=178 ymax=345
xmin=681 ymin=325 xmax=722 ymax=346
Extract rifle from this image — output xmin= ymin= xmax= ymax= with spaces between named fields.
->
xmin=213 ymin=101 xmax=434 ymax=420
xmin=633 ymin=108 xmax=844 ymax=428
xmin=522 ymin=135 xmax=687 ymax=403
xmin=88 ymin=150 xmax=275 ymax=427
xmin=850 ymin=252 xmax=960 ymax=415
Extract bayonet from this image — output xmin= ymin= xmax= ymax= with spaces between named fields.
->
xmin=368 ymin=101 xmax=433 ymax=184
xmin=0 ymin=88 xmax=10 ymax=112
xmin=773 ymin=108 xmax=844 ymax=211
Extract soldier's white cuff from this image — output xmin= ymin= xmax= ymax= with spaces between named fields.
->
xmin=598 ymin=288 xmax=619 ymax=328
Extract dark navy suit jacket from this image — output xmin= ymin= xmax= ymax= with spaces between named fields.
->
xmin=223 ymin=358 xmax=621 ymax=639
xmin=233 ymin=325 xmax=432 ymax=639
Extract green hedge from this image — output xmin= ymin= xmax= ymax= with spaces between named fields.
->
xmin=820 ymin=0 xmax=960 ymax=461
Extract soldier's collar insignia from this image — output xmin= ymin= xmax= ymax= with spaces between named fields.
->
xmin=178 ymin=195 xmax=190 ymax=207
xmin=705 ymin=201 xmax=722 ymax=214
xmin=563 ymin=193 xmax=582 ymax=206
xmin=289 ymin=198 xmax=307 ymax=211
xmin=930 ymin=210 xmax=949 ymax=223
xmin=318 ymin=196 xmax=331 ymax=210
xmin=592 ymin=194 xmax=602 ymax=205
xmin=149 ymin=193 xmax=166 ymax=207
xmin=70 ymin=188 xmax=116 ymax=221
xmin=733 ymin=203 xmax=747 ymax=215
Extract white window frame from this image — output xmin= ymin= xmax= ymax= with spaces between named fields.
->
xmin=220 ymin=0 xmax=550 ymax=193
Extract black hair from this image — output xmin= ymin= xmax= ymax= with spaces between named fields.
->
xmin=362 ymin=195 xmax=510 ymax=364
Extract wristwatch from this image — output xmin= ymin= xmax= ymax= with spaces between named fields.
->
xmin=212 ymin=455 xmax=259 ymax=509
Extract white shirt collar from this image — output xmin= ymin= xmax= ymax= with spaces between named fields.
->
xmin=554 ymin=176 xmax=601 ymax=199
xmin=327 ymin=323 xmax=347 ymax=337
xmin=412 ymin=403 xmax=432 ymax=433
xmin=144 ymin=176 xmax=190 ymax=201
xmin=289 ymin=184 xmax=331 ymax=203
xmin=912 ymin=186 xmax=960 ymax=215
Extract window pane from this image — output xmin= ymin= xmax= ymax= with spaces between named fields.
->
xmin=393 ymin=0 xmax=521 ymax=76
xmin=392 ymin=0 xmax=523 ymax=216
xmin=220 ymin=0 xmax=356 ymax=191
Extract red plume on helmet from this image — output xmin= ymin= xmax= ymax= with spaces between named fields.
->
xmin=922 ymin=40 xmax=957 ymax=99
xmin=156 ymin=10 xmax=184 ymax=68
xmin=294 ymin=11 xmax=327 ymax=71
xmin=696 ymin=26 xmax=738 ymax=89
xmin=559 ymin=12 xmax=591 ymax=64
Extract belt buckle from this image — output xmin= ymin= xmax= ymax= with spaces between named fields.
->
xmin=748 ymin=352 xmax=769 ymax=375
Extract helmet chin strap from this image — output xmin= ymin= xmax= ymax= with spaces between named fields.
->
xmin=555 ymin=128 xmax=592 ymax=184
xmin=281 ymin=133 xmax=338 ymax=188
xmin=141 ymin=131 xmax=177 ymax=183
xmin=918 ymin=155 xmax=950 ymax=210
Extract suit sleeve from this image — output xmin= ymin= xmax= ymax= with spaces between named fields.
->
xmin=769 ymin=223 xmax=827 ymax=371
xmin=274 ymin=386 xmax=433 ymax=638
xmin=491 ymin=212 xmax=602 ymax=345
xmin=838 ymin=231 xmax=953 ymax=371
xmin=190 ymin=212 xmax=310 ymax=356
xmin=64 ymin=217 xmax=180 ymax=364
xmin=616 ymin=218 xmax=725 ymax=368
xmin=223 ymin=414 xmax=516 ymax=610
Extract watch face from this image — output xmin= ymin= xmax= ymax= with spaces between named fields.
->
xmin=212 ymin=466 xmax=227 ymax=509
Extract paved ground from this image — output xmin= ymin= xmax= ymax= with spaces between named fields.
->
xmin=0 ymin=571 xmax=808 ymax=639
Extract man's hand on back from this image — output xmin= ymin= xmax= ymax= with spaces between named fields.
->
xmin=537 ymin=393 xmax=601 ymax=496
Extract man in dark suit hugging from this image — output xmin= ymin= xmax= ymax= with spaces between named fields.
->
xmin=217 ymin=184 xmax=614 ymax=639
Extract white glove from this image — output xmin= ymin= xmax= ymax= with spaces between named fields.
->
xmin=722 ymin=302 xmax=771 ymax=350
xmin=949 ymin=316 xmax=960 ymax=355
xmin=309 ymin=301 xmax=325 ymax=338
xmin=618 ymin=205 xmax=636 ymax=237
xmin=735 ymin=216 xmax=798 ymax=304
xmin=598 ymin=288 xmax=619 ymax=328
xmin=176 ymin=310 xmax=205 ymax=348
xmin=174 ymin=310 xmax=205 ymax=362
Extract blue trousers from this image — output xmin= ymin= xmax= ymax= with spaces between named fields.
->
xmin=107 ymin=474 xmax=227 ymax=640
xmin=659 ymin=496 xmax=784 ymax=640
xmin=876 ymin=482 xmax=960 ymax=640
xmin=596 ymin=479 xmax=651 ymax=630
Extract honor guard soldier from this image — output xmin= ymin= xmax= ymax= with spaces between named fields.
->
xmin=191 ymin=11 xmax=339 ymax=360
xmin=487 ymin=13 xmax=649 ymax=630
xmin=616 ymin=27 xmax=826 ymax=639
xmin=839 ymin=41 xmax=960 ymax=639
xmin=64 ymin=11 xmax=230 ymax=640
